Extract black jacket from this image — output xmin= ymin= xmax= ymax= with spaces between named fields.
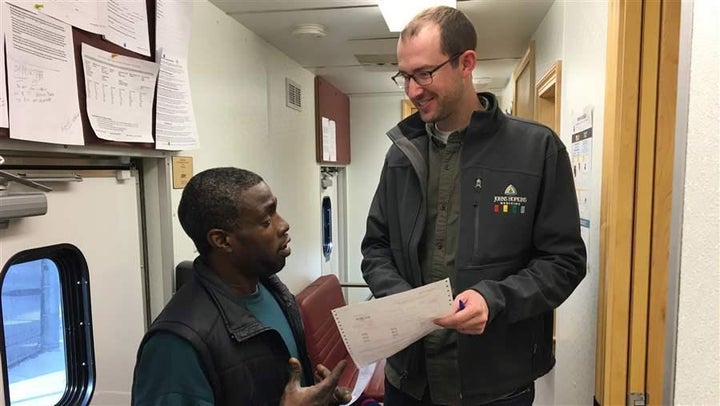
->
xmin=361 ymin=93 xmax=587 ymax=403
xmin=134 ymin=258 xmax=313 ymax=406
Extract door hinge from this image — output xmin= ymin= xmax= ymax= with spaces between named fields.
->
xmin=627 ymin=392 xmax=647 ymax=406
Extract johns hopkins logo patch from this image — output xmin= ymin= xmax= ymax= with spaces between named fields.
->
xmin=493 ymin=184 xmax=527 ymax=214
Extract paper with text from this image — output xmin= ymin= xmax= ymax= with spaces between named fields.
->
xmin=102 ymin=0 xmax=150 ymax=56
xmin=0 ymin=1 xmax=8 ymax=128
xmin=8 ymin=0 xmax=103 ymax=34
xmin=81 ymin=43 xmax=159 ymax=143
xmin=4 ymin=3 xmax=83 ymax=145
xmin=155 ymin=0 xmax=197 ymax=150
xmin=332 ymin=278 xmax=454 ymax=367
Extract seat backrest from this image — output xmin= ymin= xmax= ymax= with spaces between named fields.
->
xmin=175 ymin=260 xmax=194 ymax=292
xmin=295 ymin=274 xmax=350 ymax=373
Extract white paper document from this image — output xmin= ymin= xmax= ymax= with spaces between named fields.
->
xmin=321 ymin=116 xmax=336 ymax=162
xmin=332 ymin=278 xmax=454 ymax=367
xmin=81 ymin=43 xmax=158 ymax=143
xmin=341 ymin=362 xmax=376 ymax=406
xmin=0 ymin=4 xmax=9 ymax=129
xmin=154 ymin=55 xmax=198 ymax=150
xmin=9 ymin=0 xmax=103 ymax=34
xmin=102 ymin=0 xmax=150 ymax=56
xmin=154 ymin=0 xmax=197 ymax=150
xmin=4 ymin=3 xmax=83 ymax=145
xmin=156 ymin=0 xmax=192 ymax=59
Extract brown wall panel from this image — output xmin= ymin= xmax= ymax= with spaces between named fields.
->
xmin=315 ymin=76 xmax=350 ymax=165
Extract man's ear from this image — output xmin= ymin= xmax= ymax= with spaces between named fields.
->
xmin=207 ymin=228 xmax=231 ymax=252
xmin=460 ymin=50 xmax=477 ymax=77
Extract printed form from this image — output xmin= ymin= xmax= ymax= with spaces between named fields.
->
xmin=81 ymin=43 xmax=159 ymax=143
xmin=332 ymin=278 xmax=454 ymax=367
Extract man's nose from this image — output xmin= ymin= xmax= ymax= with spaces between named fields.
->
xmin=406 ymin=79 xmax=424 ymax=99
xmin=277 ymin=213 xmax=290 ymax=234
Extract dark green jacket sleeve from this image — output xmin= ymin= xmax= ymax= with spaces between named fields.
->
xmin=132 ymin=332 xmax=214 ymax=406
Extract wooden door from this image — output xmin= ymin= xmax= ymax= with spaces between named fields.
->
xmin=595 ymin=1 xmax=681 ymax=404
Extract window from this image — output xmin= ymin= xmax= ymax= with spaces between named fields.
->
xmin=322 ymin=196 xmax=333 ymax=261
xmin=1 ymin=244 xmax=95 ymax=406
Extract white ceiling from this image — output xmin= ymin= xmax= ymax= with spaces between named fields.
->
xmin=208 ymin=0 xmax=554 ymax=95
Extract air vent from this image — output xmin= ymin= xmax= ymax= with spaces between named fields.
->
xmin=286 ymin=78 xmax=302 ymax=111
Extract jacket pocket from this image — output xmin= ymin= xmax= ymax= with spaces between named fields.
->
xmin=456 ymin=258 xmax=526 ymax=290
xmin=460 ymin=167 xmax=540 ymax=264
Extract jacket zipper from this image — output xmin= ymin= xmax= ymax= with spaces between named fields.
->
xmin=473 ymin=201 xmax=481 ymax=256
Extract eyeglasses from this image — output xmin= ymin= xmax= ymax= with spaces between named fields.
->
xmin=391 ymin=52 xmax=463 ymax=89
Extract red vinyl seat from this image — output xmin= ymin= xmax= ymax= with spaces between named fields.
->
xmin=295 ymin=274 xmax=385 ymax=402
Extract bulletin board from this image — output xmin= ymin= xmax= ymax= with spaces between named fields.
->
xmin=0 ymin=0 xmax=197 ymax=153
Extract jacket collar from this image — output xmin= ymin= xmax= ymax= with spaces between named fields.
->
xmin=192 ymin=257 xmax=290 ymax=341
xmin=393 ymin=92 xmax=504 ymax=141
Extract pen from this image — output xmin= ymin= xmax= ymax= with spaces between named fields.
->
xmin=457 ymin=299 xmax=466 ymax=311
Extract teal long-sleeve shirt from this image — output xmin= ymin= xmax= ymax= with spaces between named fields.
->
xmin=132 ymin=332 xmax=214 ymax=405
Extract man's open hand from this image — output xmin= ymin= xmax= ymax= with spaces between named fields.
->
xmin=281 ymin=358 xmax=351 ymax=405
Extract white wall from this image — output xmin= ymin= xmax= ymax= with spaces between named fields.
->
xmin=674 ymin=0 xmax=720 ymax=403
xmin=171 ymin=0 xmax=321 ymax=294
xmin=530 ymin=1 xmax=608 ymax=404
xmin=533 ymin=2 xmax=565 ymax=84
xmin=346 ymin=93 xmax=401 ymax=303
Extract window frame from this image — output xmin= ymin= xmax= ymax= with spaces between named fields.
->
xmin=0 ymin=243 xmax=96 ymax=406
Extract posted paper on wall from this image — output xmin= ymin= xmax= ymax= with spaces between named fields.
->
xmin=571 ymin=107 xmax=593 ymax=241
xmin=155 ymin=0 xmax=197 ymax=150
xmin=8 ymin=0 xmax=103 ymax=34
xmin=101 ymin=0 xmax=150 ymax=56
xmin=0 ymin=9 xmax=8 ymax=128
xmin=4 ymin=3 xmax=83 ymax=145
xmin=81 ymin=43 xmax=159 ymax=143
xmin=322 ymin=116 xmax=337 ymax=162
xmin=332 ymin=278 xmax=454 ymax=367
xmin=156 ymin=0 xmax=192 ymax=59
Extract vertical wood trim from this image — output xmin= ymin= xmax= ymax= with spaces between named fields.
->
xmin=646 ymin=1 xmax=681 ymax=404
xmin=512 ymin=41 xmax=536 ymax=117
xmin=535 ymin=60 xmax=562 ymax=133
xmin=629 ymin=0 xmax=661 ymax=394
xmin=596 ymin=0 xmax=643 ymax=404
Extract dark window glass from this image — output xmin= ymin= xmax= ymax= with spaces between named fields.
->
xmin=322 ymin=196 xmax=333 ymax=261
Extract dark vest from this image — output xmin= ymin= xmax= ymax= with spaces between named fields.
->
xmin=134 ymin=260 xmax=313 ymax=406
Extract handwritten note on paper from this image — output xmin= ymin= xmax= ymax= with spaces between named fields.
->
xmin=4 ymin=3 xmax=83 ymax=145
xmin=82 ymin=43 xmax=159 ymax=143
xmin=332 ymin=278 xmax=454 ymax=367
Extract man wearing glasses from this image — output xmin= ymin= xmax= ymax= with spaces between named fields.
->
xmin=361 ymin=6 xmax=586 ymax=406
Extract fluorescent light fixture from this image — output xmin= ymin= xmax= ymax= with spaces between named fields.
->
xmin=378 ymin=0 xmax=457 ymax=32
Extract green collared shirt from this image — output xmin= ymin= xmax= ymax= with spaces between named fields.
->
xmin=421 ymin=123 xmax=464 ymax=405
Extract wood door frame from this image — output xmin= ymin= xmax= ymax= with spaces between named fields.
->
xmin=512 ymin=41 xmax=535 ymax=118
xmin=535 ymin=60 xmax=562 ymax=132
xmin=595 ymin=0 xmax=681 ymax=405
